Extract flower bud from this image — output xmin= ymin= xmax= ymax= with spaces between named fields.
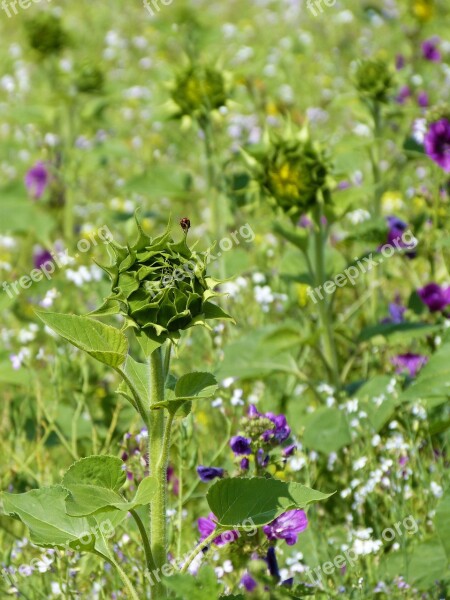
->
xmin=25 ymin=13 xmax=67 ymax=56
xmin=171 ymin=65 xmax=228 ymax=118
xmin=256 ymin=136 xmax=331 ymax=218
xmin=100 ymin=217 xmax=232 ymax=343
xmin=354 ymin=59 xmax=394 ymax=103
xmin=74 ymin=61 xmax=105 ymax=94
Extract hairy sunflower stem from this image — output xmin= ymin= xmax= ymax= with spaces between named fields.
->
xmin=148 ymin=346 xmax=167 ymax=598
xmin=313 ymin=203 xmax=340 ymax=389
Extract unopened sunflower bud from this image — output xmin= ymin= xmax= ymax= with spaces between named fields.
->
xmin=98 ymin=217 xmax=233 ymax=344
xmin=254 ymin=136 xmax=331 ymax=218
xmin=171 ymin=65 xmax=228 ymax=118
xmin=25 ymin=13 xmax=67 ymax=56
xmin=354 ymin=59 xmax=394 ymax=103
xmin=75 ymin=62 xmax=105 ymax=94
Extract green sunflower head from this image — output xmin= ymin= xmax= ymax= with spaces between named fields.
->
xmin=250 ymin=132 xmax=332 ymax=219
xmin=97 ymin=217 xmax=233 ymax=345
xmin=74 ymin=61 xmax=105 ymax=94
xmin=171 ymin=65 xmax=228 ymax=119
xmin=354 ymin=59 xmax=394 ymax=103
xmin=25 ymin=13 xmax=67 ymax=56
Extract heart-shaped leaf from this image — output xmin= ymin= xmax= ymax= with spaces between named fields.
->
xmin=36 ymin=312 xmax=128 ymax=368
xmin=1 ymin=486 xmax=96 ymax=550
xmin=62 ymin=456 xmax=156 ymax=516
xmin=207 ymin=478 xmax=333 ymax=528
xmin=151 ymin=372 xmax=218 ymax=414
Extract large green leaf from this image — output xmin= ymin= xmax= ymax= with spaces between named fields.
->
xmin=206 ymin=478 xmax=333 ymax=528
xmin=1 ymin=486 xmax=95 ymax=550
xmin=303 ymin=407 xmax=351 ymax=453
xmin=62 ymin=456 xmax=156 ymax=516
xmin=152 ymin=372 xmax=218 ymax=414
xmin=1 ymin=485 xmax=126 ymax=558
xmin=400 ymin=343 xmax=450 ymax=404
xmin=405 ymin=539 xmax=448 ymax=587
xmin=174 ymin=372 xmax=218 ymax=399
xmin=358 ymin=322 xmax=439 ymax=343
xmin=216 ymin=325 xmax=303 ymax=380
xmin=36 ymin=311 xmax=128 ymax=368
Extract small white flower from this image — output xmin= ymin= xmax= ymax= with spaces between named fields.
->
xmin=353 ymin=124 xmax=371 ymax=137
xmin=430 ymin=481 xmax=443 ymax=498
xmin=353 ymin=457 xmax=368 ymax=471
xmin=222 ymin=377 xmax=235 ymax=388
xmin=371 ymin=434 xmax=381 ymax=447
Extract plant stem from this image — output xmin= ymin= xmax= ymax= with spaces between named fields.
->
xmin=179 ymin=530 xmax=218 ymax=574
xmin=148 ymin=347 xmax=168 ymax=598
xmin=98 ymin=553 xmax=140 ymax=600
xmin=313 ymin=204 xmax=340 ymax=388
xmin=370 ymin=100 xmax=383 ymax=218
xmin=130 ymin=509 xmax=156 ymax=574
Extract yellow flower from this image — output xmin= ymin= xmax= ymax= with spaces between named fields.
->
xmin=411 ymin=0 xmax=434 ymax=21
xmin=296 ymin=283 xmax=310 ymax=307
xmin=412 ymin=195 xmax=426 ymax=212
xmin=196 ymin=411 xmax=209 ymax=426
xmin=381 ymin=191 xmax=404 ymax=213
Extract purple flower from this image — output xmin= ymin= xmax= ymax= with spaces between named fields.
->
xmin=196 ymin=466 xmax=224 ymax=482
xmin=25 ymin=162 xmax=49 ymax=199
xmin=282 ymin=444 xmax=296 ymax=457
xmin=422 ymin=38 xmax=441 ymax=62
xmin=424 ymin=119 xmax=450 ymax=172
xmin=396 ymin=85 xmax=411 ymax=104
xmin=263 ymin=509 xmax=308 ymax=545
xmin=392 ymin=353 xmax=428 ymax=377
xmin=388 ymin=301 xmax=406 ymax=324
xmin=230 ymin=436 xmax=252 ymax=455
xmin=33 ymin=247 xmax=53 ymax=270
xmin=298 ymin=215 xmax=313 ymax=229
xmin=240 ymin=457 xmax=250 ymax=470
xmin=256 ymin=449 xmax=269 ymax=468
xmin=383 ymin=216 xmax=416 ymax=257
xmin=266 ymin=546 xmax=280 ymax=579
xmin=337 ymin=180 xmax=351 ymax=190
xmin=386 ymin=215 xmax=407 ymax=243
xmin=417 ymin=282 xmax=450 ymax=312
xmin=241 ymin=572 xmax=257 ymax=592
xmin=247 ymin=404 xmax=261 ymax=418
xmin=417 ymin=91 xmax=429 ymax=108
xmin=395 ymin=54 xmax=405 ymax=70
xmin=197 ymin=513 xmax=238 ymax=546
xmin=263 ymin=413 xmax=291 ymax=443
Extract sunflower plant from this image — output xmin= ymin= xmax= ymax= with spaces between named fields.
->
xmin=1 ymin=217 xmax=331 ymax=599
